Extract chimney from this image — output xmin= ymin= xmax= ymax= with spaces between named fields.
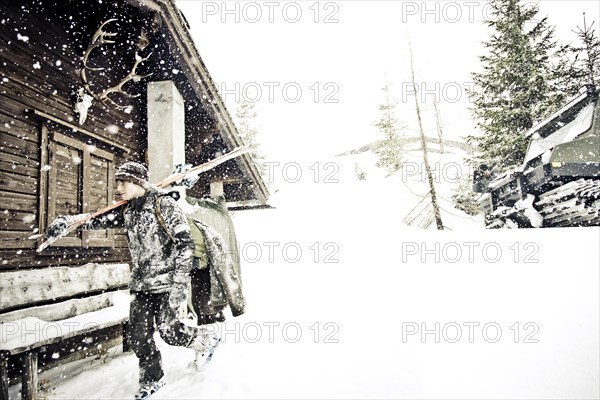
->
xmin=147 ymin=81 xmax=185 ymax=185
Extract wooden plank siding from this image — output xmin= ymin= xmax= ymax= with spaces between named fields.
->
xmin=0 ymin=0 xmax=145 ymax=268
xmin=0 ymin=263 xmax=130 ymax=311
xmin=1 ymin=0 xmax=270 ymax=270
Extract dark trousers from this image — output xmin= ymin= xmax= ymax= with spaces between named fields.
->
xmin=128 ymin=291 xmax=193 ymax=384
xmin=190 ymin=267 xmax=226 ymax=325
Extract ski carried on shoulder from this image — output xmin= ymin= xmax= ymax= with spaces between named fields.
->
xmin=31 ymin=146 xmax=251 ymax=252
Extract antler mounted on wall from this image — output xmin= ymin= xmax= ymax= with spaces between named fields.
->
xmin=75 ymin=19 xmax=153 ymax=125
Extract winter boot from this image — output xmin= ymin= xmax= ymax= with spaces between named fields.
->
xmin=134 ymin=377 xmax=166 ymax=400
xmin=187 ymin=324 xmax=221 ymax=368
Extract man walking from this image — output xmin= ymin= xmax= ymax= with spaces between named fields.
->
xmin=45 ymin=161 xmax=216 ymax=399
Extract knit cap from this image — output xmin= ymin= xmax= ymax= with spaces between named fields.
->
xmin=114 ymin=161 xmax=149 ymax=187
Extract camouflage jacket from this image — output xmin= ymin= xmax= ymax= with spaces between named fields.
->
xmin=88 ymin=186 xmax=194 ymax=293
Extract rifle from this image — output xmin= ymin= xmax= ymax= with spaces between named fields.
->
xmin=31 ymin=146 xmax=251 ymax=252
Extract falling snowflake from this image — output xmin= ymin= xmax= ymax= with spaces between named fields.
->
xmin=124 ymin=121 xmax=134 ymax=129
xmin=17 ymin=33 xmax=29 ymax=42
xmin=33 ymin=61 xmax=41 ymax=69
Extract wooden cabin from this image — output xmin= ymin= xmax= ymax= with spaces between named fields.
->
xmin=0 ymin=0 xmax=269 ymax=268
xmin=0 ymin=0 xmax=268 ymax=397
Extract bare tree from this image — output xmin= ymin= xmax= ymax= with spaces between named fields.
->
xmin=432 ymin=99 xmax=445 ymax=154
xmin=408 ymin=40 xmax=444 ymax=230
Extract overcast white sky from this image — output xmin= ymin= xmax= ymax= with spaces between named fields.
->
xmin=176 ymin=0 xmax=600 ymax=161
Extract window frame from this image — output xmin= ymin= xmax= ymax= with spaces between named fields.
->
xmin=39 ymin=125 xmax=115 ymax=249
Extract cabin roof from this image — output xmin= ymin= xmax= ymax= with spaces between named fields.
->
xmin=44 ymin=0 xmax=269 ymax=204
xmin=136 ymin=0 xmax=269 ymax=203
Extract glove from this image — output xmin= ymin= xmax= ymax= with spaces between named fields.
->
xmin=45 ymin=216 xmax=68 ymax=239
xmin=169 ymin=282 xmax=188 ymax=310
xmin=159 ymin=282 xmax=189 ymax=331
xmin=173 ymin=163 xmax=200 ymax=188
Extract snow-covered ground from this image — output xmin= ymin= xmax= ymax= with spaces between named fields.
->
xmin=23 ymin=148 xmax=600 ymax=399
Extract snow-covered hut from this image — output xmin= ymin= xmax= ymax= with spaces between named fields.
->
xmin=0 ymin=0 xmax=268 ymax=269
xmin=0 ymin=1 xmax=267 ymax=396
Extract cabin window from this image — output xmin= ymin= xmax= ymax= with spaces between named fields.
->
xmin=42 ymin=128 xmax=115 ymax=248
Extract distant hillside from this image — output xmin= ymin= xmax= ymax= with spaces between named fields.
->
xmin=336 ymin=137 xmax=477 ymax=157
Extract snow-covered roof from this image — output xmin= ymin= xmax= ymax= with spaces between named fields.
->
xmin=131 ymin=0 xmax=270 ymax=204
xmin=525 ymin=102 xmax=596 ymax=164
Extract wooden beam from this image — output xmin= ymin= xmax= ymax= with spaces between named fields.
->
xmin=122 ymin=322 xmax=131 ymax=353
xmin=36 ymin=125 xmax=49 ymax=252
xmin=21 ymin=352 xmax=38 ymax=400
xmin=25 ymin=109 xmax=130 ymax=154
xmin=2 ymin=315 xmax=128 ymax=356
xmin=0 ymin=263 xmax=130 ymax=312
xmin=210 ymin=181 xmax=224 ymax=199
xmin=0 ymin=352 xmax=8 ymax=400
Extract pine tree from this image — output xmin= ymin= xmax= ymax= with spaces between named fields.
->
xmin=467 ymin=0 xmax=561 ymax=170
xmin=235 ymin=100 xmax=266 ymax=176
xmin=373 ymin=79 xmax=404 ymax=175
xmin=451 ymin=178 xmax=481 ymax=216
xmin=555 ymin=13 xmax=600 ymax=97
xmin=353 ymin=162 xmax=367 ymax=181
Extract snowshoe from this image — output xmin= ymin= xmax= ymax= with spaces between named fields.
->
xmin=189 ymin=332 xmax=221 ymax=370
xmin=200 ymin=332 xmax=221 ymax=364
xmin=134 ymin=378 xmax=166 ymax=400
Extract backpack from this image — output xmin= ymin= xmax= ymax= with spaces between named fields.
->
xmin=154 ymin=194 xmax=208 ymax=270
xmin=154 ymin=193 xmax=246 ymax=319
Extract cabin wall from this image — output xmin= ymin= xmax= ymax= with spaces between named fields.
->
xmin=0 ymin=0 xmax=147 ymax=270
xmin=0 ymin=0 xmax=269 ymax=272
